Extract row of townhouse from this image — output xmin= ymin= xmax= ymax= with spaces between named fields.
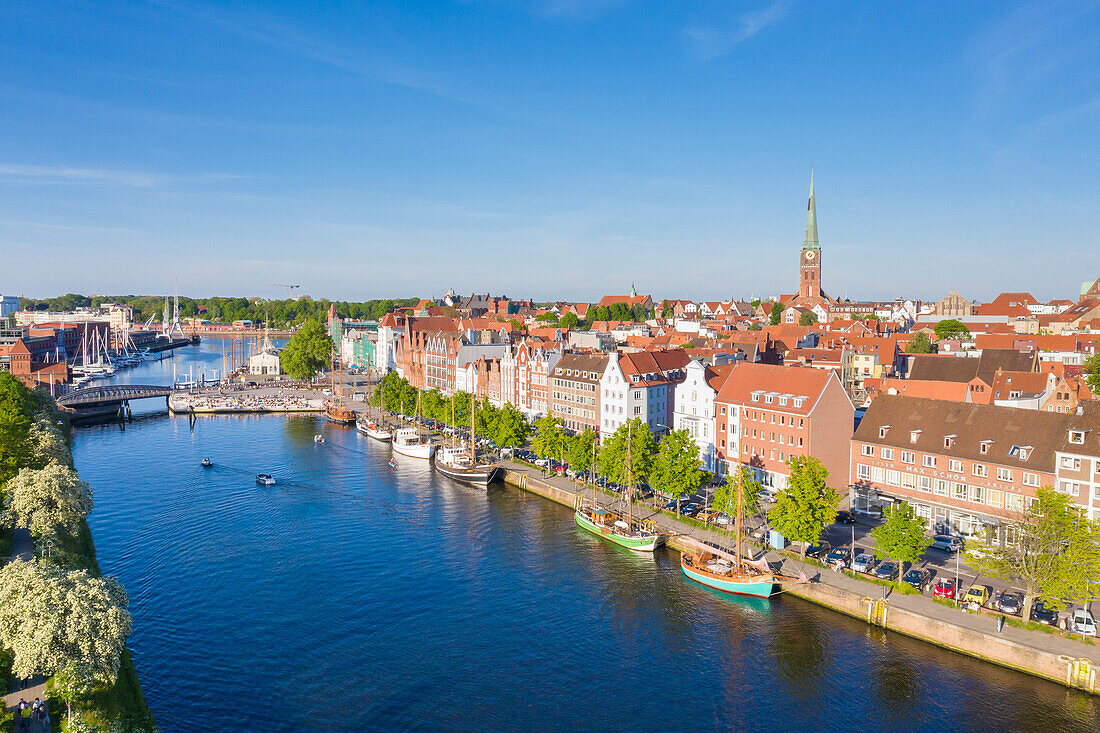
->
xmin=599 ymin=350 xmax=691 ymax=441
xmin=850 ymin=396 xmax=1100 ymax=534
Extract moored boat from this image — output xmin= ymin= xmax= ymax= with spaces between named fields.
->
xmin=680 ymin=551 xmax=775 ymax=598
xmin=356 ymin=420 xmax=393 ymax=441
xmin=434 ymin=445 xmax=500 ymax=484
xmin=574 ymin=504 xmax=665 ymax=551
xmin=392 ymin=428 xmax=435 ymax=459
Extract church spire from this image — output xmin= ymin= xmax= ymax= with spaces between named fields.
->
xmin=630 ymin=282 xmax=637 ymax=297
xmin=803 ymin=170 xmax=819 ymax=251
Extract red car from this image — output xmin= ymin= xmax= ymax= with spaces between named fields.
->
xmin=933 ymin=578 xmax=956 ymax=600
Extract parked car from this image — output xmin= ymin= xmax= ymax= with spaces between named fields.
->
xmin=873 ymin=561 xmax=898 ymax=581
xmin=825 ymin=547 xmax=851 ymax=568
xmin=805 ymin=540 xmax=832 ymax=559
xmin=533 ymin=458 xmax=549 ymax=467
xmin=998 ymin=592 xmax=1023 ymax=616
xmin=903 ymin=568 xmax=932 ymax=592
xmin=697 ymin=510 xmax=719 ymax=523
xmin=964 ymin=584 xmax=993 ymax=608
xmin=663 ymin=500 xmax=680 ymax=512
xmin=681 ymin=503 xmax=701 ymax=517
xmin=1029 ymin=601 xmax=1059 ymax=627
xmin=835 ymin=510 xmax=857 ymax=525
xmin=933 ymin=578 xmax=957 ymax=600
xmin=851 ymin=553 xmax=878 ymax=574
xmin=1072 ymin=609 xmax=1097 ymax=637
xmin=714 ymin=513 xmax=732 ymax=526
xmin=929 ymin=535 xmax=964 ymax=553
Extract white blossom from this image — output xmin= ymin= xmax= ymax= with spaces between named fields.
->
xmin=6 ymin=461 xmax=93 ymax=539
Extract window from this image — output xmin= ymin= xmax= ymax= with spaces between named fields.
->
xmin=871 ymin=466 xmax=885 ymax=483
xmin=857 ymin=464 xmax=871 ymax=480
xmin=885 ymin=470 xmax=900 ymax=487
xmin=969 ymin=485 xmax=983 ymax=503
xmin=922 ymin=455 xmax=936 ymax=468
xmin=882 ymin=448 xmax=894 ymax=460
xmin=1069 ymin=430 xmax=1086 ymax=445
xmin=1059 ymin=481 xmax=1080 ymax=496
xmin=764 ymin=394 xmax=773 ymax=404
xmin=1061 ymin=456 xmax=1081 ymax=470
xmin=1022 ymin=472 xmax=1039 ymax=487
xmin=980 ymin=440 xmax=992 ymax=455
xmin=935 ymin=479 xmax=949 ymax=496
xmin=879 ymin=425 xmax=890 ymax=439
xmin=901 ymin=472 xmax=916 ymax=489
xmin=944 ymin=435 xmax=956 ymax=448
xmin=987 ymin=489 xmax=1003 ymax=508
xmin=861 ymin=445 xmax=875 ymax=457
xmin=901 ymin=451 xmax=915 ymax=464
xmin=972 ymin=464 xmax=987 ymax=477
xmin=949 ymin=459 xmax=963 ymax=473
xmin=910 ymin=430 xmax=921 ymax=444
xmin=919 ymin=476 xmax=934 ymax=493
xmin=1007 ymin=493 xmax=1025 ymax=512
xmin=953 ymin=482 xmax=967 ymax=500
xmin=996 ymin=467 xmax=1012 ymax=482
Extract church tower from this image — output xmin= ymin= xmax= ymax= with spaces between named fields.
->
xmin=799 ymin=172 xmax=822 ymax=300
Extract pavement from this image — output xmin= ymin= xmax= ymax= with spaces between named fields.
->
xmin=6 ymin=528 xmax=51 ymax=718
xmin=501 ymin=459 xmax=1100 ymax=666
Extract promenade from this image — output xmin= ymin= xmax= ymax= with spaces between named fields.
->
xmin=3 ymin=527 xmax=51 ymax=725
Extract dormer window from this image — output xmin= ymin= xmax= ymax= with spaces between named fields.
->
xmin=944 ymin=435 xmax=956 ymax=449
xmin=879 ymin=425 xmax=890 ymax=439
xmin=979 ymin=440 xmax=992 ymax=455
xmin=1019 ymin=446 xmax=1032 ymax=461
xmin=1069 ymin=430 xmax=1086 ymax=445
xmin=910 ymin=430 xmax=921 ymax=444
xmin=751 ymin=390 xmax=763 ymax=402
xmin=793 ymin=397 xmax=805 ymax=408
xmin=778 ymin=396 xmax=789 ymax=406
xmin=764 ymin=394 xmax=773 ymax=404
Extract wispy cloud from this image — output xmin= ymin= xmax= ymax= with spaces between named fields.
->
xmin=0 ymin=164 xmax=247 ymax=188
xmin=685 ymin=1 xmax=791 ymax=61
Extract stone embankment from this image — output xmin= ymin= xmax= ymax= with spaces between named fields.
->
xmin=500 ymin=465 xmax=1099 ymax=695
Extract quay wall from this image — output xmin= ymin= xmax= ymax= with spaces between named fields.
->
xmin=500 ymin=468 xmax=1099 ymax=695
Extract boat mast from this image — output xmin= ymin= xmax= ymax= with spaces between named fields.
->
xmin=734 ymin=466 xmax=744 ymax=572
xmin=469 ymin=390 xmax=476 ymax=464
xmin=626 ymin=421 xmax=633 ymax=527
xmin=591 ymin=440 xmax=597 ymax=510
xmin=451 ymin=393 xmax=456 ymax=448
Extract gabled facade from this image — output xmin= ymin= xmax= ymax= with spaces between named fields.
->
xmin=672 ymin=361 xmax=737 ymax=473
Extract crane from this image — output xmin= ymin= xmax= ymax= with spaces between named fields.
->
xmin=267 ymin=283 xmax=302 ymax=299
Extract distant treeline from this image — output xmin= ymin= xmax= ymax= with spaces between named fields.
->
xmin=19 ymin=294 xmax=420 ymax=328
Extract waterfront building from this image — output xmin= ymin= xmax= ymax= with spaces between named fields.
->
xmin=714 ymin=363 xmax=854 ymax=491
xmin=548 ymin=353 xmax=607 ymax=434
xmin=672 ymin=360 xmax=737 ymax=474
xmin=500 ymin=340 xmax=562 ymax=417
xmin=599 ymin=350 xmax=690 ymax=441
xmin=850 ymin=395 xmax=1100 ymax=534
xmin=247 ymin=333 xmax=282 ymax=376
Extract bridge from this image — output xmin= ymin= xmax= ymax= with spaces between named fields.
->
xmin=58 ymin=384 xmax=174 ymax=420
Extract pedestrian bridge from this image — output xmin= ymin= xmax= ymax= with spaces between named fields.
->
xmin=58 ymin=384 xmax=174 ymax=409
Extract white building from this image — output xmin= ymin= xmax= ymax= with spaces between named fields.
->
xmin=598 ymin=350 xmax=689 ymax=441
xmin=247 ymin=333 xmax=282 ymax=376
xmin=672 ymin=360 xmax=736 ymax=473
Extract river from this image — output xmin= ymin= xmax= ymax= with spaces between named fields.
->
xmin=70 ymin=337 xmax=1100 ymax=731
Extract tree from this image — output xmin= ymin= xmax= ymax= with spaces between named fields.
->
xmin=968 ymin=486 xmax=1100 ymax=621
xmin=492 ymin=404 xmax=530 ymax=448
xmin=933 ymin=318 xmax=971 ymax=341
xmin=566 ymin=429 xmax=598 ymax=482
xmin=714 ymin=467 xmax=764 ymax=519
xmin=870 ymin=503 xmax=932 ymax=584
xmin=559 ymin=312 xmax=579 ymax=330
xmin=0 ymin=560 xmax=132 ymax=683
xmin=50 ymin=662 xmax=99 ymax=728
xmin=1083 ymin=352 xmax=1100 ymax=393
xmin=596 ymin=418 xmax=655 ymax=487
xmin=660 ymin=299 xmax=672 ymax=318
xmin=905 ymin=332 xmax=936 ymax=354
xmin=279 ymin=319 xmax=332 ymax=380
xmin=650 ymin=429 xmax=702 ymax=514
xmin=799 ymin=311 xmax=818 ymax=326
xmin=6 ymin=462 xmax=93 ymax=540
xmin=535 ymin=312 xmax=558 ymax=324
xmin=531 ymin=412 xmax=567 ymax=462
xmin=769 ymin=302 xmax=786 ymax=325
xmin=0 ymin=372 xmax=34 ymax=487
xmin=767 ymin=456 xmax=840 ymax=559
xmin=608 ymin=302 xmax=630 ymax=321
xmin=28 ymin=414 xmax=70 ymax=469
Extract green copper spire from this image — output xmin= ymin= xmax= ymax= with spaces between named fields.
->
xmin=802 ymin=170 xmax=819 ymax=251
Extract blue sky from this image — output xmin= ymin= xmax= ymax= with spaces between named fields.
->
xmin=2 ymin=1 xmax=1099 ymax=303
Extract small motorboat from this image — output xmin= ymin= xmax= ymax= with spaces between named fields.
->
xmin=388 ymin=459 xmax=397 ymax=469
xmin=314 ymin=435 xmax=325 ymax=444
xmin=201 ymin=458 xmax=213 ymax=467
xmin=256 ymin=474 xmax=276 ymax=486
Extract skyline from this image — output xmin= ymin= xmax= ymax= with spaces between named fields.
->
xmin=3 ymin=1 xmax=1100 ymax=301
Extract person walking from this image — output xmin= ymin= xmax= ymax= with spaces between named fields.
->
xmin=15 ymin=698 xmax=27 ymax=732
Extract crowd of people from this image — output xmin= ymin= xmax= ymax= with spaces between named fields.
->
xmin=13 ymin=697 xmax=50 ymax=732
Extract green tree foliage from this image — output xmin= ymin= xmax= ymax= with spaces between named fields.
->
xmin=29 ymin=414 xmax=71 ymax=468
xmin=660 ymin=299 xmax=672 ymax=318
xmin=531 ymin=412 xmax=567 ymax=460
xmin=566 ymin=429 xmax=598 ymax=480
xmin=558 ymin=312 xmax=579 ymax=330
xmin=0 ymin=560 xmax=131 ymax=683
xmin=905 ymin=332 xmax=937 ymax=354
xmin=870 ymin=503 xmax=932 ymax=583
xmin=714 ymin=467 xmax=764 ymax=518
xmin=1083 ymin=352 xmax=1100 ymax=392
xmin=750 ymin=299 xmax=761 ymax=308
xmin=491 ymin=404 xmax=530 ymax=448
xmin=6 ymin=463 xmax=93 ymax=541
xmin=279 ymin=320 xmax=333 ymax=380
xmin=608 ymin=302 xmax=631 ymax=321
xmin=799 ymin=311 xmax=819 ymax=326
xmin=650 ymin=429 xmax=703 ymax=513
xmin=596 ymin=418 xmax=655 ymax=488
xmin=0 ymin=373 xmax=35 ymax=488
xmin=535 ymin=312 xmax=559 ymax=324
xmin=769 ymin=302 xmax=786 ymax=325
xmin=933 ymin=318 xmax=971 ymax=340
xmin=968 ymin=486 xmax=1100 ymax=621
xmin=767 ymin=456 xmax=840 ymax=558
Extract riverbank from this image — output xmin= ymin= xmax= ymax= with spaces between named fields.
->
xmin=497 ymin=463 xmax=1100 ymax=695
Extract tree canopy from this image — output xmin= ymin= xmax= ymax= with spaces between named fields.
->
xmin=491 ymin=404 xmax=530 ymax=448
xmin=558 ymin=312 xmax=579 ymax=330
xmin=531 ymin=413 xmax=567 ymax=460
xmin=0 ymin=373 xmax=35 ymax=488
xmin=933 ymin=319 xmax=971 ymax=340
xmin=279 ymin=319 xmax=333 ymax=380
xmin=597 ymin=418 xmax=655 ymax=487
xmin=768 ymin=456 xmax=839 ymax=558
xmin=1083 ymin=352 xmax=1100 ymax=393
xmin=650 ymin=429 xmax=703 ymax=510
xmin=870 ymin=503 xmax=932 ymax=582
xmin=566 ymin=429 xmax=598 ymax=480
xmin=798 ymin=311 xmax=818 ymax=326
xmin=7 ymin=462 xmax=93 ymax=541
xmin=769 ymin=302 xmax=786 ymax=325
xmin=714 ymin=467 xmax=764 ymax=519
xmin=905 ymin=332 xmax=936 ymax=354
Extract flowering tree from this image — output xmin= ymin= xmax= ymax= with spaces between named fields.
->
xmin=0 ymin=560 xmax=132 ymax=682
xmin=29 ymin=414 xmax=71 ymax=468
xmin=6 ymin=461 xmax=93 ymax=539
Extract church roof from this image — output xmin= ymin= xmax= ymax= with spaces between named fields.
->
xmin=803 ymin=171 xmax=819 ymax=251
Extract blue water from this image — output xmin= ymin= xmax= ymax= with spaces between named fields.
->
xmin=70 ymin=339 xmax=1100 ymax=732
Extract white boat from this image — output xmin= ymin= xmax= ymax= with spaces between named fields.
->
xmin=314 ymin=435 xmax=325 ymax=444
xmin=434 ymin=445 xmax=500 ymax=484
xmin=356 ymin=419 xmax=392 ymax=441
xmin=391 ymin=427 xmax=435 ymax=460
xmin=256 ymin=474 xmax=276 ymax=486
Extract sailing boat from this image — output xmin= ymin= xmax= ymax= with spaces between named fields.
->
xmin=324 ymin=350 xmax=356 ymax=425
xmin=434 ymin=391 xmax=500 ymax=484
xmin=391 ymin=387 xmax=435 ymax=459
xmin=574 ymin=421 xmax=666 ymax=552
xmin=680 ymin=468 xmax=777 ymax=598
xmin=356 ymin=365 xmax=392 ymax=441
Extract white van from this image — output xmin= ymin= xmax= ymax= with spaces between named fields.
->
xmin=1072 ymin=609 xmax=1097 ymax=637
